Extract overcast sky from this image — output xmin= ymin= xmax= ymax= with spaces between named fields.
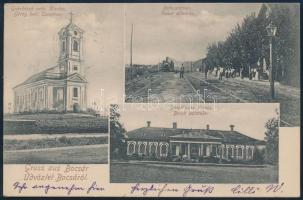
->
xmin=4 ymin=3 xmax=262 ymax=112
xmin=119 ymin=103 xmax=279 ymax=140
xmin=125 ymin=3 xmax=262 ymax=64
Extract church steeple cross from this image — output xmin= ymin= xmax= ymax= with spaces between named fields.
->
xmin=69 ymin=12 xmax=73 ymax=23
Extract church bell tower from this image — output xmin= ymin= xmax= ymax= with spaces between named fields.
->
xmin=58 ymin=13 xmax=85 ymax=77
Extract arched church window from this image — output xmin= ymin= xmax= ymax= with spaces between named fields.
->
xmin=73 ymin=40 xmax=79 ymax=52
xmin=62 ymin=41 xmax=65 ymax=52
xmin=73 ymin=87 xmax=78 ymax=98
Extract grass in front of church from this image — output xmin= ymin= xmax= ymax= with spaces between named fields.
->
xmin=4 ymin=113 xmax=108 ymax=134
xmin=4 ymin=136 xmax=108 ymax=151
xmin=110 ymin=162 xmax=278 ymax=183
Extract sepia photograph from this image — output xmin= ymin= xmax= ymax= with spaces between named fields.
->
xmin=2 ymin=2 xmax=301 ymax=198
xmin=110 ymin=103 xmax=279 ymax=183
xmin=3 ymin=4 xmax=125 ymax=164
xmin=124 ymin=3 xmax=300 ymax=127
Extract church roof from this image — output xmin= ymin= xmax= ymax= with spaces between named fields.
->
xmin=67 ymin=73 xmax=87 ymax=83
xmin=65 ymin=22 xmax=84 ymax=32
xmin=58 ymin=15 xmax=84 ymax=35
xmin=14 ymin=66 xmax=87 ymax=89
xmin=126 ymin=126 xmax=265 ymax=145
xmin=14 ymin=66 xmax=63 ymax=88
xmin=60 ymin=21 xmax=84 ymax=33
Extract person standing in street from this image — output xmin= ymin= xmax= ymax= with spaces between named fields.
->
xmin=179 ymin=68 xmax=182 ymax=79
xmin=205 ymin=67 xmax=208 ymax=79
xmin=219 ymin=67 xmax=223 ymax=80
xmin=180 ymin=66 xmax=184 ymax=79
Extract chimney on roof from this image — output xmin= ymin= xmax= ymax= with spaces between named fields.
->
xmin=147 ymin=121 xmax=151 ymax=127
xmin=230 ymin=124 xmax=235 ymax=131
xmin=206 ymin=124 xmax=210 ymax=130
xmin=173 ymin=122 xmax=177 ymax=129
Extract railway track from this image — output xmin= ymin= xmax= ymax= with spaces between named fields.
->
xmin=185 ymin=73 xmax=294 ymax=127
xmin=125 ymin=74 xmax=163 ymax=102
xmin=185 ymin=74 xmax=248 ymax=103
xmin=280 ymin=119 xmax=293 ymax=127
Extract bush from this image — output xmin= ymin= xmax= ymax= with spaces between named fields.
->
xmin=58 ymin=136 xmax=69 ymax=144
xmin=254 ymin=148 xmax=265 ymax=164
xmin=149 ymin=152 xmax=157 ymax=161
xmin=198 ymin=156 xmax=204 ymax=163
xmin=171 ymin=156 xmax=181 ymax=162
xmin=138 ymin=154 xmax=145 ymax=160
xmin=203 ymin=156 xmax=220 ymax=163
xmin=130 ymin=153 xmax=139 ymax=160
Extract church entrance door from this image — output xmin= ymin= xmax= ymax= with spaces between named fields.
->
xmin=73 ymin=103 xmax=80 ymax=113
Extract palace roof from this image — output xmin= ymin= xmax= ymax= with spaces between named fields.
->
xmin=125 ymin=127 xmax=265 ymax=145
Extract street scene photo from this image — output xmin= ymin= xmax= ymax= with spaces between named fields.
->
xmin=110 ymin=103 xmax=279 ymax=183
xmin=124 ymin=3 xmax=300 ymax=127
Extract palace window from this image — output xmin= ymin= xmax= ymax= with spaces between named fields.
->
xmin=73 ymin=87 xmax=78 ymax=98
xmin=73 ymin=65 xmax=78 ymax=71
xmin=73 ymin=40 xmax=79 ymax=52
xmin=138 ymin=143 xmax=145 ymax=155
xmin=238 ymin=148 xmax=243 ymax=158
xmin=128 ymin=142 xmax=136 ymax=155
xmin=150 ymin=143 xmax=157 ymax=155
xmin=160 ymin=144 xmax=168 ymax=156
xmin=247 ymin=148 xmax=253 ymax=159
xmin=211 ymin=145 xmax=217 ymax=156
xmin=228 ymin=147 xmax=233 ymax=158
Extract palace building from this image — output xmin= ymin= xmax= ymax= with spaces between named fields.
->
xmin=125 ymin=122 xmax=266 ymax=161
xmin=13 ymin=14 xmax=87 ymax=113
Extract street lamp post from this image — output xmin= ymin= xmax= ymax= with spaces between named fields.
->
xmin=266 ymin=22 xmax=277 ymax=99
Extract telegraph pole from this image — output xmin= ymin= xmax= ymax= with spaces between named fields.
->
xmin=269 ymin=36 xmax=274 ymax=99
xmin=266 ymin=22 xmax=277 ymax=100
xmin=130 ymin=24 xmax=133 ymax=80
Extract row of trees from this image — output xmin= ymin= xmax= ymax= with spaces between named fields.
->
xmin=204 ymin=3 xmax=299 ymax=87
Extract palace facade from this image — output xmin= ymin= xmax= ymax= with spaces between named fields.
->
xmin=13 ymin=15 xmax=87 ymax=113
xmin=125 ymin=122 xmax=266 ymax=161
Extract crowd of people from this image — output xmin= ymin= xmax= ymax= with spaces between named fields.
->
xmin=208 ymin=66 xmax=268 ymax=81
xmin=213 ymin=67 xmax=236 ymax=80
xmin=177 ymin=65 xmax=269 ymax=81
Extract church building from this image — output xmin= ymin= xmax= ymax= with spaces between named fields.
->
xmin=13 ymin=14 xmax=87 ymax=113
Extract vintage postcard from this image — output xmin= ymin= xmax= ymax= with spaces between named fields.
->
xmin=3 ymin=2 xmax=300 ymax=198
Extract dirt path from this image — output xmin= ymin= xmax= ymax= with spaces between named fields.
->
xmin=4 ymin=144 xmax=108 ymax=164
